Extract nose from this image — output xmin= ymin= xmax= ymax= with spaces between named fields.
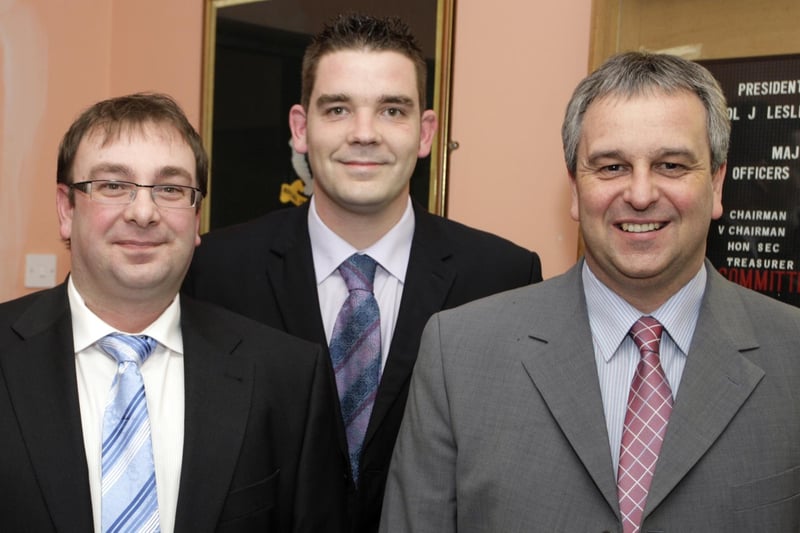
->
xmin=347 ymin=110 xmax=380 ymax=145
xmin=623 ymin=167 xmax=660 ymax=210
xmin=123 ymin=188 xmax=160 ymax=226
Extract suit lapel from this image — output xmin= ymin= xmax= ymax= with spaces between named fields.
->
xmin=173 ymin=300 xmax=255 ymax=532
xmin=265 ymin=205 xmax=328 ymax=344
xmin=645 ymin=268 xmax=764 ymax=515
xmin=518 ymin=266 xmax=621 ymax=513
xmin=2 ymin=284 xmax=94 ymax=531
xmin=486 ymin=263 xmax=767 ymax=521
xmin=364 ymin=207 xmax=456 ymax=447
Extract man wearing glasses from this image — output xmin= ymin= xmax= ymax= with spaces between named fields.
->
xmin=0 ymin=93 xmax=344 ymax=532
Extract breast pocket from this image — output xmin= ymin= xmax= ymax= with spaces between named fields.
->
xmin=218 ymin=469 xmax=279 ymax=528
xmin=732 ymin=465 xmax=800 ymax=530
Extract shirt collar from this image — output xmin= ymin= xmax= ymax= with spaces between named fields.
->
xmin=67 ymin=276 xmax=184 ymax=355
xmin=307 ymin=195 xmax=415 ymax=283
xmin=583 ymin=261 xmax=706 ymax=362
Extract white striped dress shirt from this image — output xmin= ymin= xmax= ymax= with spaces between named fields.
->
xmin=69 ymin=278 xmax=185 ymax=533
xmin=582 ymin=262 xmax=706 ymax=471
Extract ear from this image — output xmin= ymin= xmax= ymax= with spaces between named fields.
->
xmin=417 ymin=109 xmax=438 ymax=158
xmin=710 ymin=162 xmax=726 ymax=220
xmin=56 ymin=183 xmax=74 ymax=241
xmin=289 ymin=104 xmax=309 ymax=154
xmin=569 ymin=173 xmax=580 ymax=222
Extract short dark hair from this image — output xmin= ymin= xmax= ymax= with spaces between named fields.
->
xmin=562 ymin=51 xmax=730 ymax=175
xmin=57 ymin=92 xmax=208 ymax=206
xmin=300 ymin=12 xmax=428 ymax=111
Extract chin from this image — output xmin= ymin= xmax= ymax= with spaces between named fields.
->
xmin=340 ymin=196 xmax=391 ymax=214
xmin=115 ymin=269 xmax=172 ymax=289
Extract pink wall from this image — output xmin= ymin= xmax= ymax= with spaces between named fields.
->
xmin=447 ymin=3 xmax=590 ymax=278
xmin=1 ymin=0 xmax=110 ymax=303
xmin=0 ymin=0 xmax=589 ymax=301
xmin=109 ymin=0 xmax=203 ymax=111
xmin=0 ymin=0 xmax=203 ymax=302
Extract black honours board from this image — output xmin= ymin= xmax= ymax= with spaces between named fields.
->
xmin=700 ymin=55 xmax=800 ymax=308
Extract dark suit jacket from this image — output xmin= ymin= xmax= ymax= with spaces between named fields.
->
xmin=0 ymin=283 xmax=344 ymax=533
xmin=183 ymin=201 xmax=542 ymax=532
xmin=381 ymin=261 xmax=800 ymax=532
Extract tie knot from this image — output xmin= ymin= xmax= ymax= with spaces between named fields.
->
xmin=629 ymin=316 xmax=663 ymax=357
xmin=339 ymin=253 xmax=378 ymax=293
xmin=97 ymin=333 xmax=157 ymax=365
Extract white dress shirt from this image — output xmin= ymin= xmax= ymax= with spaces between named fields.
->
xmin=69 ymin=278 xmax=185 ymax=533
xmin=308 ymin=196 xmax=415 ymax=373
xmin=583 ymin=262 xmax=706 ymax=471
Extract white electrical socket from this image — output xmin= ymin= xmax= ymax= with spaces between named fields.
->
xmin=24 ymin=254 xmax=57 ymax=288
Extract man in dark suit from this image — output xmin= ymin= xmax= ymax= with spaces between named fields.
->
xmin=380 ymin=52 xmax=800 ymax=532
xmin=0 ymin=93 xmax=343 ymax=532
xmin=183 ymin=13 xmax=542 ymax=533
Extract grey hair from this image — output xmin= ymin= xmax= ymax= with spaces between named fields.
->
xmin=562 ymin=51 xmax=730 ymax=175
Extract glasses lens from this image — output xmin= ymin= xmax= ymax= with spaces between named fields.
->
xmin=77 ymin=181 xmax=198 ymax=208
xmin=153 ymin=185 xmax=196 ymax=208
xmin=91 ymin=181 xmax=135 ymax=204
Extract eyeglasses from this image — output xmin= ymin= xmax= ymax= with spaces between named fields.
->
xmin=70 ymin=180 xmax=202 ymax=208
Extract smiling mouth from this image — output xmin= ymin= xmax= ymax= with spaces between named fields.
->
xmin=344 ymin=160 xmax=382 ymax=166
xmin=117 ymin=241 xmax=163 ymax=249
xmin=620 ymin=222 xmax=663 ymax=233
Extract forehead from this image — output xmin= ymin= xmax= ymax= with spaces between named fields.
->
xmin=580 ymin=90 xmax=709 ymax=154
xmin=81 ymin=120 xmax=185 ymax=149
xmin=312 ymin=49 xmax=420 ymax=102
xmin=73 ymin=122 xmax=196 ymax=179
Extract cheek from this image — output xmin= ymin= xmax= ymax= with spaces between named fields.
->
xmin=571 ymin=181 xmax=614 ymax=222
xmin=306 ymin=125 xmax=337 ymax=150
xmin=667 ymin=185 xmax=711 ymax=218
xmin=304 ymin=143 xmax=331 ymax=174
xmin=170 ymin=214 xmax=201 ymax=242
xmin=66 ymin=210 xmax=99 ymax=242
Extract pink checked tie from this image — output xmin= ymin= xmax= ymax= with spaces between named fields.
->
xmin=617 ymin=316 xmax=673 ymax=533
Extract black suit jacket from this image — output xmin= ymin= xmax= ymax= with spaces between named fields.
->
xmin=183 ymin=202 xmax=542 ymax=532
xmin=0 ymin=283 xmax=344 ymax=532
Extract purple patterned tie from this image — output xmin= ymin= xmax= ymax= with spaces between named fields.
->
xmin=617 ymin=316 xmax=673 ymax=533
xmin=329 ymin=254 xmax=381 ymax=483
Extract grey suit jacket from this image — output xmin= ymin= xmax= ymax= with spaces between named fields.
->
xmin=0 ymin=283 xmax=344 ymax=532
xmin=380 ymin=261 xmax=800 ymax=532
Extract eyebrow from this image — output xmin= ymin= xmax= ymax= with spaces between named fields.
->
xmin=88 ymin=163 xmax=134 ymax=180
xmin=88 ymin=163 xmax=193 ymax=182
xmin=584 ymin=150 xmax=624 ymax=166
xmin=155 ymin=166 xmax=193 ymax=181
xmin=314 ymin=93 xmax=416 ymax=108
xmin=586 ymin=147 xmax=699 ymax=165
xmin=378 ymin=94 xmax=415 ymax=107
xmin=315 ymin=93 xmax=351 ymax=108
xmin=654 ymin=148 xmax=700 ymax=161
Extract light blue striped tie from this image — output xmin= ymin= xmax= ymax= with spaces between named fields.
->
xmin=97 ymin=333 xmax=161 ymax=533
xmin=330 ymin=254 xmax=381 ymax=484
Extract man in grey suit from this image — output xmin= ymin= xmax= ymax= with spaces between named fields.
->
xmin=0 ymin=93 xmax=344 ymax=531
xmin=380 ymin=52 xmax=800 ymax=532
